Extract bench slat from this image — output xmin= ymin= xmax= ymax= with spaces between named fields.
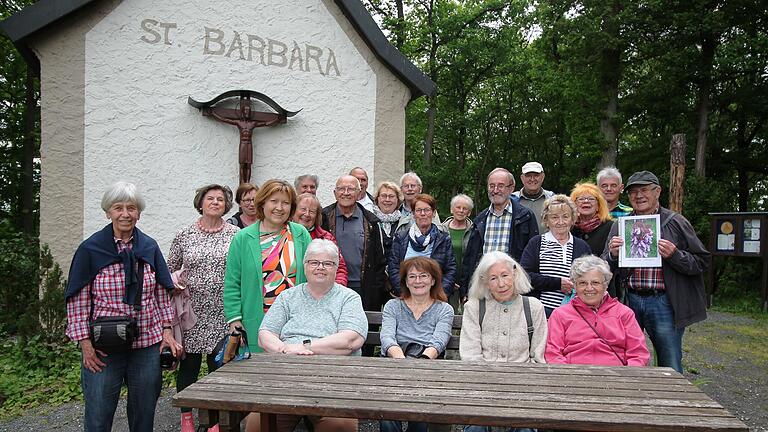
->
xmin=365 ymin=310 xmax=462 ymax=353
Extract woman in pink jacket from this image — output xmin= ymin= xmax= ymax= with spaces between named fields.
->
xmin=545 ymin=255 xmax=649 ymax=366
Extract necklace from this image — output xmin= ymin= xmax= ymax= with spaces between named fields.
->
xmin=197 ymin=218 xmax=224 ymax=234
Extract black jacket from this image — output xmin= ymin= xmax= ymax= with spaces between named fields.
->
xmin=322 ymin=202 xmax=387 ymax=311
xmin=572 ymin=219 xmax=613 ymax=256
xmin=459 ymin=200 xmax=539 ymax=296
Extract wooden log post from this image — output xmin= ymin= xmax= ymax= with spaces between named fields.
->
xmin=669 ymin=134 xmax=686 ymax=213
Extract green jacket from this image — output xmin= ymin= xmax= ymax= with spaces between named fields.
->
xmin=223 ymin=221 xmax=311 ymax=352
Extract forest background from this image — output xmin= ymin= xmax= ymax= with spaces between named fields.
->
xmin=0 ymin=0 xmax=766 ymax=417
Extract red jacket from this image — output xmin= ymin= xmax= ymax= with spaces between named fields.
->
xmin=545 ymin=295 xmax=649 ymax=366
xmin=309 ymin=226 xmax=349 ymax=286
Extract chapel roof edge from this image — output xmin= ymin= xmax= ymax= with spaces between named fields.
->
xmin=0 ymin=0 xmax=437 ymax=99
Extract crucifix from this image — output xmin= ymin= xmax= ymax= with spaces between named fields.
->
xmin=188 ymin=90 xmax=299 ymax=184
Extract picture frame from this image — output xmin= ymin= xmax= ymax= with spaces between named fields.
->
xmin=618 ymin=214 xmax=662 ymax=268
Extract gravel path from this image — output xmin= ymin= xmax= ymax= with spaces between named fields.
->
xmin=1 ymin=310 xmax=765 ymax=432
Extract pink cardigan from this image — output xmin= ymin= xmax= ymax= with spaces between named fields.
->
xmin=545 ymin=295 xmax=649 ymax=366
xmin=170 ymin=269 xmax=197 ymax=353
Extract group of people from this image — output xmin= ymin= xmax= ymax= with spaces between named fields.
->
xmin=65 ymin=162 xmax=710 ymax=432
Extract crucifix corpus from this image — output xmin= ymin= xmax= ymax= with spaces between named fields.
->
xmin=188 ymin=90 xmax=300 ymax=184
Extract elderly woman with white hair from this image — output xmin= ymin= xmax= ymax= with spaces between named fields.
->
xmin=520 ymin=194 xmax=591 ymax=317
xmin=65 ymin=181 xmax=182 ymax=432
xmin=460 ymin=251 xmax=547 ymax=363
xmin=546 ymin=255 xmax=649 ymax=366
xmin=459 ymin=251 xmax=546 ymax=432
xmin=251 ymin=238 xmax=368 ymax=432
xmin=441 ymin=193 xmax=474 ymax=310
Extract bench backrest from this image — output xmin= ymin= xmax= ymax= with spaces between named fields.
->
xmin=365 ymin=310 xmax=463 ymax=352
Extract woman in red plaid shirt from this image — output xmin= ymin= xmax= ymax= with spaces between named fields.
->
xmin=65 ymin=181 xmax=182 ymax=432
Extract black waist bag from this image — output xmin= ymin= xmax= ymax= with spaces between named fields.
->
xmin=90 ymin=316 xmax=138 ymax=353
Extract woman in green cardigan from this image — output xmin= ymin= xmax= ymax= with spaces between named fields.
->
xmin=223 ymin=179 xmax=311 ymax=352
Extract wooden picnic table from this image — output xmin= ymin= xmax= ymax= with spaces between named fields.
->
xmin=173 ymin=353 xmax=748 ymax=432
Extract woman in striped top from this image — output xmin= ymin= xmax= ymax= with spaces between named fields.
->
xmin=521 ymin=195 xmax=591 ymax=317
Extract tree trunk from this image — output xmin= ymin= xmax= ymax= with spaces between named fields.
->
xmin=597 ymin=0 xmax=622 ymax=169
xmin=395 ymin=0 xmax=405 ymax=50
xmin=424 ymin=95 xmax=436 ymax=164
xmin=21 ymin=64 xmax=37 ymax=236
xmin=668 ymin=134 xmax=686 ymax=213
xmin=457 ymin=94 xmax=467 ymax=171
xmin=736 ymin=118 xmax=749 ymax=212
xmin=694 ymin=34 xmax=716 ymax=177
xmin=422 ymin=0 xmax=436 ymax=164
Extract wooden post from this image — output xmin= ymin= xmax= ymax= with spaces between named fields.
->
xmin=669 ymin=134 xmax=686 ymax=213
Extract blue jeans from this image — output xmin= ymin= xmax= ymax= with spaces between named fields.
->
xmin=81 ymin=343 xmax=162 ymax=432
xmin=380 ymin=421 xmax=428 ymax=432
xmin=627 ymin=291 xmax=685 ymax=373
xmin=464 ymin=426 xmax=535 ymax=432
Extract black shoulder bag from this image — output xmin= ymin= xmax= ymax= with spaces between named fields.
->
xmin=88 ymin=258 xmax=142 ymax=353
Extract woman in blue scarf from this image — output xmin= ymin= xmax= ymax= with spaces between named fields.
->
xmin=388 ymin=194 xmax=456 ymax=298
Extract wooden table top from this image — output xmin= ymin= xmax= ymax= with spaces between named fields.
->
xmin=173 ymin=353 xmax=748 ymax=432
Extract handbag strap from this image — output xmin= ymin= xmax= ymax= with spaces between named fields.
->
xmin=236 ymin=326 xmax=252 ymax=359
xmin=522 ymin=296 xmax=534 ymax=358
xmin=572 ymin=303 xmax=627 ymax=366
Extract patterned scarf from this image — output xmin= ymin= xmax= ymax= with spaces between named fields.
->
xmin=408 ymin=223 xmax=437 ymax=252
xmin=372 ymin=205 xmax=402 ymax=223
xmin=372 ymin=205 xmax=402 ymax=237
xmin=575 ymin=215 xmax=601 ymax=233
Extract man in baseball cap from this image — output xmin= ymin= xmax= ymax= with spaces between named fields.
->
xmin=512 ymin=161 xmax=554 ymax=233
xmin=603 ymin=170 xmax=710 ymax=373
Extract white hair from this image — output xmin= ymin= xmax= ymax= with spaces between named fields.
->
xmin=304 ymin=238 xmax=340 ymax=264
xmin=399 ymin=172 xmax=422 ymax=187
xmin=467 ymin=251 xmax=532 ymax=300
xmin=486 ymin=167 xmax=515 ymax=188
xmin=570 ymin=255 xmax=612 ymax=283
xmin=596 ymin=167 xmax=623 ymax=185
xmin=101 ymin=181 xmax=146 ymax=213
xmin=450 ymin=194 xmax=474 ymax=211
xmin=294 ymin=174 xmax=319 ymax=189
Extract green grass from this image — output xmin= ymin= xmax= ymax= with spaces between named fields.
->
xmin=0 ymin=336 xmax=82 ymax=419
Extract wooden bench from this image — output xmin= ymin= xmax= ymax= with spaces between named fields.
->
xmin=364 ymin=310 xmax=463 ymax=351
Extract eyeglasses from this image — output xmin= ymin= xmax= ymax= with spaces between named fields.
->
xmin=378 ymin=193 xmax=397 ymax=200
xmin=335 ymin=187 xmax=359 ymax=194
xmin=406 ymin=273 xmax=432 ymax=282
xmin=575 ymin=197 xmax=597 ymax=203
xmin=488 ymin=184 xmax=511 ymax=191
xmin=241 ymin=198 xmax=255 ymax=204
xmin=402 ymin=183 xmax=420 ymax=190
xmin=305 ymin=260 xmax=337 ymax=269
xmin=576 ymin=280 xmax=605 ymax=288
xmin=628 ymin=186 xmax=658 ymax=196
xmin=487 ymin=273 xmax=513 ymax=285
xmin=414 ymin=208 xmax=433 ymax=214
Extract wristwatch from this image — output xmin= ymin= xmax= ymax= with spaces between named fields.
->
xmin=303 ymin=339 xmax=312 ymax=350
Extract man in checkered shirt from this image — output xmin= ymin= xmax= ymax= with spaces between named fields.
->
xmin=459 ymin=167 xmax=539 ymax=303
xmin=604 ymin=171 xmax=710 ymax=373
